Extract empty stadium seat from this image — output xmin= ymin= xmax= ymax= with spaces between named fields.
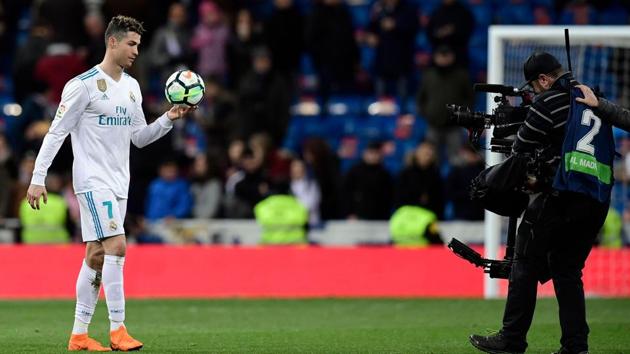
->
xmin=495 ymin=1 xmax=534 ymax=24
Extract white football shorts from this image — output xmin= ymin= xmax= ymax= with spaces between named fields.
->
xmin=77 ymin=189 xmax=127 ymax=242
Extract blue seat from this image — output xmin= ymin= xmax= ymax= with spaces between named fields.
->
xmin=531 ymin=0 xmax=554 ymax=10
xmin=359 ymin=44 xmax=375 ymax=73
xmin=466 ymin=0 xmax=492 ymax=26
xmin=598 ymin=5 xmax=629 ymax=25
xmin=470 ymin=27 xmax=488 ymax=48
xmin=415 ymin=0 xmax=441 ymax=14
xmin=394 ymin=139 xmax=417 ymax=160
xmin=383 ymin=156 xmax=404 ymax=175
xmin=411 ymin=116 xmax=427 ymax=141
xmin=299 ymin=54 xmax=316 ymax=76
xmin=496 ymin=2 xmax=534 ymax=24
xmin=326 ymin=115 xmax=361 ymax=138
xmin=327 ymin=95 xmax=365 ymax=116
xmin=359 ymin=116 xmax=386 ymax=140
xmin=558 ymin=5 xmax=597 ymax=25
xmin=349 ymin=4 xmax=371 ymax=29
xmin=469 ymin=44 xmax=488 ymax=74
xmin=415 ymin=32 xmax=431 ymax=52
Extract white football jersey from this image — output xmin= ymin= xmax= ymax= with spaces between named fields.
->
xmin=32 ymin=65 xmax=173 ymax=198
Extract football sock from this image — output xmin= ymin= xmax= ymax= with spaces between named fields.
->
xmin=73 ymin=260 xmax=102 ymax=334
xmin=103 ymin=255 xmax=126 ymax=331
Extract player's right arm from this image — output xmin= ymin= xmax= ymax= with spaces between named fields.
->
xmin=27 ymin=79 xmax=88 ymax=210
xmin=576 ymin=84 xmax=630 ymax=132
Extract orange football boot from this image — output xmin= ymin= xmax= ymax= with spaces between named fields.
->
xmin=110 ymin=326 xmax=143 ymax=351
xmin=68 ymin=333 xmax=112 ymax=351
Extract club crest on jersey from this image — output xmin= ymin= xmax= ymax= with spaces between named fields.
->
xmin=129 ymin=91 xmax=135 ymax=102
xmin=109 ymin=221 xmax=118 ymax=231
xmin=97 ymin=79 xmax=107 ymax=92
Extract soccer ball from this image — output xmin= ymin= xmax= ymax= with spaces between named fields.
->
xmin=164 ymin=70 xmax=205 ymax=106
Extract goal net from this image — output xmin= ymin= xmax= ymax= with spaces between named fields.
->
xmin=484 ymin=25 xmax=630 ymax=298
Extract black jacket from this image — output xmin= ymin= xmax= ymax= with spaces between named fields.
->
xmin=596 ymin=98 xmax=630 ymax=132
xmin=512 ymin=73 xmax=575 ymax=178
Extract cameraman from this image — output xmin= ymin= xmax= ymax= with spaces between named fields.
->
xmin=470 ymin=53 xmax=609 ymax=354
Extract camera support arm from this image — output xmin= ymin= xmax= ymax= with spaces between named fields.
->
xmin=447 ymin=215 xmax=517 ymax=279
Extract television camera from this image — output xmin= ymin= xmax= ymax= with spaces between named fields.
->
xmin=446 ymin=83 xmax=534 ymax=279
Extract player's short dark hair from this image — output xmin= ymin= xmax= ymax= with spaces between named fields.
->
xmin=104 ymin=15 xmax=145 ymax=44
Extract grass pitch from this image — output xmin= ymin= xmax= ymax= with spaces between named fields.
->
xmin=0 ymin=298 xmax=628 ymax=353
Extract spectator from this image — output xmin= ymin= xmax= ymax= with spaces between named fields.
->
xmin=303 ymin=138 xmax=341 ymax=220
xmin=5 ymin=91 xmax=51 ymax=156
xmin=599 ymin=208 xmax=623 ymax=248
xmin=191 ymin=1 xmax=230 ymax=80
xmin=144 ymin=159 xmax=193 ymax=221
xmin=366 ymin=0 xmax=418 ymax=104
xmin=59 ymin=173 xmax=82 ymax=241
xmin=236 ymin=47 xmax=291 ymax=144
xmin=396 ymin=142 xmax=445 ymax=219
xmin=21 ymin=119 xmax=74 ymax=175
xmin=249 ymin=132 xmax=292 ymax=193
xmin=12 ymin=19 xmax=52 ymax=103
xmin=0 ymin=134 xmax=16 ymax=219
xmin=223 ymin=139 xmax=251 ymax=218
xmin=290 ymin=158 xmax=322 ymax=227
xmin=194 ymin=77 xmax=238 ymax=149
xmin=34 ymin=42 xmax=87 ymax=104
xmin=147 ymin=2 xmax=193 ymax=82
xmin=170 ymin=112 xmax=208 ymax=159
xmin=343 ymin=142 xmax=394 ymax=220
xmin=190 ymin=154 xmax=222 ymax=219
xmin=19 ymin=173 xmax=71 ymax=244
xmin=226 ymin=138 xmax=245 ymax=172
xmin=426 ymin=0 xmax=475 ymax=65
xmin=417 ymin=45 xmax=473 ymax=165
xmin=227 ymin=8 xmax=264 ymax=89
xmin=36 ymin=0 xmax=87 ymax=47
xmin=255 ymin=194 xmax=308 ymax=245
xmin=390 ymin=205 xmax=442 ymax=246
xmin=9 ymin=152 xmax=36 ymax=218
xmin=445 ymin=145 xmax=485 ymax=220
xmin=81 ymin=13 xmax=106 ymax=68
xmin=558 ymin=0 xmax=597 ymax=25
xmin=305 ymin=0 xmax=359 ymax=100
xmin=233 ymin=147 xmax=270 ymax=218
xmin=264 ymin=0 xmax=304 ymax=83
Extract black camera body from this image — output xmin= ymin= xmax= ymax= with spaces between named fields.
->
xmin=446 ymin=83 xmax=534 ymax=279
xmin=447 ymin=83 xmax=532 ymax=155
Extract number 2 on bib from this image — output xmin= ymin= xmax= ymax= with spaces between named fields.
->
xmin=576 ymin=109 xmax=601 ymax=155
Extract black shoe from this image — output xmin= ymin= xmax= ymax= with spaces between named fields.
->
xmin=469 ymin=332 xmax=525 ymax=354
xmin=552 ymin=347 xmax=588 ymax=354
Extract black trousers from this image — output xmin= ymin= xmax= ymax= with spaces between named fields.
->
xmin=500 ymin=191 xmax=608 ymax=352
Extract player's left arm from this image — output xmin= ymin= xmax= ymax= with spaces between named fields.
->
xmin=130 ymin=83 xmax=194 ymax=148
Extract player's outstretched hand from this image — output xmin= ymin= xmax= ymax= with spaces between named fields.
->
xmin=167 ymin=105 xmax=197 ymax=121
xmin=26 ymin=184 xmax=48 ymax=210
xmin=575 ymin=85 xmax=599 ymax=108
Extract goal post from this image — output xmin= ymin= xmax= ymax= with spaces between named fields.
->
xmin=484 ymin=25 xmax=630 ymax=298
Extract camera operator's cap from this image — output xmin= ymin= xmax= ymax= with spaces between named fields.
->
xmin=522 ymin=52 xmax=562 ymax=86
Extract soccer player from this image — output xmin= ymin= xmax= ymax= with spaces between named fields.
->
xmin=26 ymin=15 xmax=194 ymax=351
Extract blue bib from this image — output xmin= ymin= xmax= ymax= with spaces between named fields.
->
xmin=552 ymin=87 xmax=615 ymax=204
